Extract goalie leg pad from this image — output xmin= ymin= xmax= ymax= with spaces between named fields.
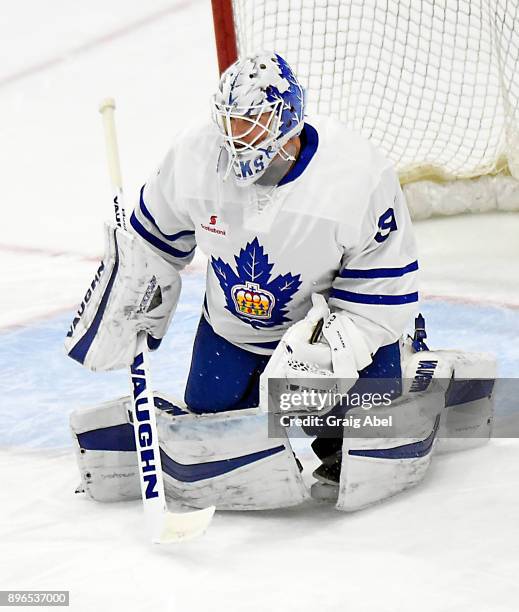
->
xmin=433 ymin=350 xmax=496 ymax=454
xmin=157 ymin=406 xmax=308 ymax=510
xmin=70 ymin=396 xmax=140 ymax=502
xmin=334 ymin=348 xmax=496 ymax=511
xmin=402 ymin=343 xmax=496 ymax=454
xmin=336 ymin=390 xmax=443 ymax=512
xmin=70 ymin=396 xmax=308 ymax=510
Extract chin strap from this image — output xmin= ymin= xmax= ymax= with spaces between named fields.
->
xmin=278 ymin=142 xmax=297 ymax=162
xmin=255 ymin=157 xmax=293 ymax=187
xmin=254 ymin=137 xmax=300 ymax=187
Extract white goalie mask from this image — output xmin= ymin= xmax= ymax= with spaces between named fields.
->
xmin=212 ymin=52 xmax=305 ymax=187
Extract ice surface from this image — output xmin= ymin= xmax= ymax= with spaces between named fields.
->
xmin=2 ymin=443 xmax=519 ymax=612
xmin=1 ymin=1 xmax=518 ymax=611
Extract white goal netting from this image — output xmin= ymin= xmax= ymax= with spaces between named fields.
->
xmin=231 ymin=0 xmax=519 ymax=217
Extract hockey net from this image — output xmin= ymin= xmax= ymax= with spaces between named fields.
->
xmin=212 ymin=0 xmax=519 ymax=218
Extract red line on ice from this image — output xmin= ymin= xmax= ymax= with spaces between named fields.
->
xmin=0 ymin=243 xmax=100 ymax=261
xmin=2 ymin=243 xmax=517 ymax=332
xmin=0 ymin=1 xmax=194 ymax=89
xmin=421 ymin=292 xmax=519 ymax=310
xmin=0 ymin=242 xmax=205 ymax=332
xmin=0 ymin=305 xmax=78 ymax=333
xmin=1 ymin=290 xmax=517 ymax=334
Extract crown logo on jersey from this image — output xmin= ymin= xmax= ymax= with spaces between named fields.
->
xmin=232 ymin=282 xmax=274 ymax=318
xmin=211 ymin=237 xmax=302 ymax=329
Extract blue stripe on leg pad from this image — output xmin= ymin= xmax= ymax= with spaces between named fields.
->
xmin=348 ymin=414 xmax=440 ymax=460
xmin=160 ymin=445 xmax=286 ymax=483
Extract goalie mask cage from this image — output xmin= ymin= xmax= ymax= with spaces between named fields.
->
xmin=211 ymin=0 xmax=519 ymax=218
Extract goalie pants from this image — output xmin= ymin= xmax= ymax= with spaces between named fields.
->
xmin=184 ymin=316 xmax=402 ymax=431
xmin=184 ymin=316 xmax=272 ymax=413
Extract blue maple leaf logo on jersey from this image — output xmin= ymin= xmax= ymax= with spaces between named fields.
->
xmin=211 ymin=238 xmax=302 ymax=329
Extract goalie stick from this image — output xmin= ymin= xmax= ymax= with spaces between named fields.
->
xmin=98 ymin=98 xmax=215 ymax=544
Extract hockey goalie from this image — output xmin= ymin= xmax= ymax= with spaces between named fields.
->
xmin=65 ymin=52 xmax=496 ymax=513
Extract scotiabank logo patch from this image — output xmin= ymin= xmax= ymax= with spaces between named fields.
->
xmin=201 ymin=214 xmax=226 ymax=236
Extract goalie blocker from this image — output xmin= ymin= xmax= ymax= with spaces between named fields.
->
xmin=64 ymin=222 xmax=181 ymax=371
xmin=70 ymin=338 xmax=495 ymax=512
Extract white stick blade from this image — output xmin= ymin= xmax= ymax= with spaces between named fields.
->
xmin=153 ymin=506 xmax=216 ymax=544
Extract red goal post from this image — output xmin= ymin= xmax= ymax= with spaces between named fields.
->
xmin=211 ymin=0 xmax=519 ymax=218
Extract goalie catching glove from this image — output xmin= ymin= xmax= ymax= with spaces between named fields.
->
xmin=261 ymin=293 xmax=373 ymax=411
xmin=65 ymin=222 xmax=181 ymax=371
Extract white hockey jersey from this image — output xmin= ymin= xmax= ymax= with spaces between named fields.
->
xmin=130 ymin=115 xmax=419 ymax=356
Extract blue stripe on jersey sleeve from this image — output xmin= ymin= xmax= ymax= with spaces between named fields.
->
xmin=330 ymin=288 xmax=419 ymax=305
xmin=339 ymin=260 xmax=419 ymax=279
xmin=130 ymin=211 xmax=195 ymax=259
xmin=139 ymin=185 xmax=195 ymax=242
